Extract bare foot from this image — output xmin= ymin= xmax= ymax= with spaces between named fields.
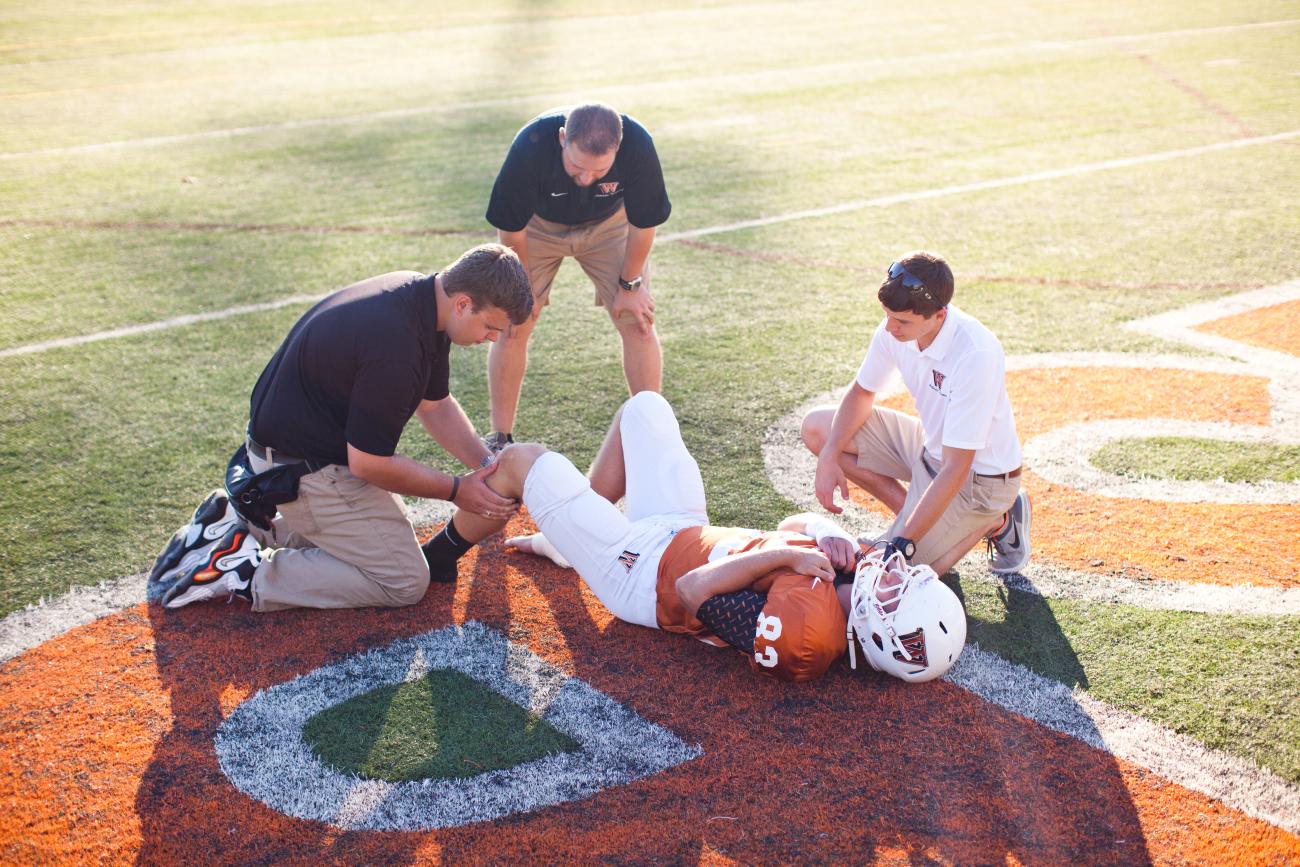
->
xmin=504 ymin=532 xmax=572 ymax=569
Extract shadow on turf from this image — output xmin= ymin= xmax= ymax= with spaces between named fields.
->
xmin=945 ymin=569 xmax=1089 ymax=689
xmin=134 ymin=594 xmax=451 ymax=864
xmin=479 ymin=549 xmax=1157 ymax=864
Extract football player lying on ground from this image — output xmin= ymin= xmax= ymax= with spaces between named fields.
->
xmin=422 ymin=391 xmax=967 ymax=682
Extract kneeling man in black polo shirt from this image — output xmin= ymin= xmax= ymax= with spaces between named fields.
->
xmin=153 ymin=244 xmax=533 ymax=611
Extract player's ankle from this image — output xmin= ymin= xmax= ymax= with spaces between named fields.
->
xmin=422 ymin=521 xmax=474 ymax=583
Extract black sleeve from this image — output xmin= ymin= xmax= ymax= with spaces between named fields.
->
xmin=620 ymin=121 xmax=671 ymax=229
xmin=696 ymin=590 xmax=767 ymax=653
xmin=344 ymin=360 xmax=423 ymax=457
xmin=424 ymin=339 xmax=450 ymax=402
xmin=485 ymin=129 xmax=542 ymax=233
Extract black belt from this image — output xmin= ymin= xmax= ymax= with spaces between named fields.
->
xmin=921 ymin=453 xmax=1022 ymax=481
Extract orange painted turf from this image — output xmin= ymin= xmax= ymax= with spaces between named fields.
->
xmin=1195 ymin=300 xmax=1300 ymax=357
xmin=1 ymin=540 xmax=1297 ymax=865
xmin=865 ymin=367 xmax=1299 ymax=588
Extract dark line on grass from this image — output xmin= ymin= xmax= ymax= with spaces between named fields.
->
xmin=0 ymin=218 xmax=486 ymax=239
xmin=1133 ymin=52 xmax=1256 ymax=139
xmin=675 ymin=239 xmax=1262 ymax=292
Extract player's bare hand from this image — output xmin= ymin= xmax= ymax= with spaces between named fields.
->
xmin=453 ymin=462 xmax=519 ymax=520
xmin=612 ymin=288 xmax=656 ymax=334
xmin=817 ymin=535 xmax=855 ymax=571
xmin=813 ymin=456 xmax=849 ymax=514
xmin=786 ymin=549 xmax=835 ymax=582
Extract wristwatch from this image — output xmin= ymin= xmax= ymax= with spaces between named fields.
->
xmin=888 ymin=536 xmax=916 ymax=561
xmin=618 ymin=275 xmax=643 ymax=291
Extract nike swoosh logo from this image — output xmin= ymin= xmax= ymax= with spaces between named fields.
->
xmin=550 ymin=192 xmax=567 ymax=197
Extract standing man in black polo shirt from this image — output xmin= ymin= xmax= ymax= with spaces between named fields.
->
xmin=482 ymin=103 xmax=672 ymax=451
xmin=153 ymin=244 xmax=533 ymax=611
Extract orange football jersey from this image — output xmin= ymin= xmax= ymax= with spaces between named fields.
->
xmin=655 ymin=526 xmax=848 ymax=682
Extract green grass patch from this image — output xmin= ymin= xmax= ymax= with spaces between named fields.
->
xmin=302 ymin=668 xmax=579 ymax=783
xmin=1092 ymin=437 xmax=1300 ymax=482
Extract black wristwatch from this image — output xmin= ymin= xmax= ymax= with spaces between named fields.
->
xmin=618 ymin=275 xmax=643 ymax=291
xmin=888 ymin=536 xmax=916 ymax=562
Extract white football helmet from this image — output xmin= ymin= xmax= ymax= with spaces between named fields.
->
xmin=846 ymin=548 xmax=967 ymax=683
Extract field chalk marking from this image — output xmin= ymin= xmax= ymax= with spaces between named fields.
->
xmin=950 ymin=646 xmax=1300 ymax=836
xmin=658 ymin=130 xmax=1300 ymax=242
xmin=4 ymin=131 xmax=1297 ymax=361
xmin=0 ymin=294 xmax=325 ymax=360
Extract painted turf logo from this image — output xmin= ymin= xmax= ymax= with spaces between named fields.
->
xmin=215 ymin=622 xmax=700 ymax=831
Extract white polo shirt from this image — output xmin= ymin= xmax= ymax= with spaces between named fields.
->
xmin=856 ymin=304 xmax=1021 ymax=475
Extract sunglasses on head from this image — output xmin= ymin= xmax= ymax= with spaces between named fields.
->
xmin=886 ymin=261 xmax=936 ymax=305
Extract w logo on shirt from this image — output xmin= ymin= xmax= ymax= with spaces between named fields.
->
xmin=931 ymin=370 xmax=946 ymax=389
xmin=618 ymin=550 xmax=640 ymax=571
xmin=597 ymin=182 xmax=621 ymax=195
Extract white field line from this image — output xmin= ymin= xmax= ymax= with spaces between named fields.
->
xmin=2 ymin=18 xmax=1296 ymax=160
xmin=658 ymin=130 xmax=1300 ymax=241
xmin=950 ymin=646 xmax=1300 ymax=836
xmin=0 ymin=293 xmax=325 ymax=360
xmin=0 ymin=573 xmax=147 ymax=664
xmin=0 ymin=501 xmax=456 ymax=664
xmin=1020 ymin=283 xmax=1300 ymax=505
xmin=1124 ymin=278 xmax=1300 ymax=378
xmin=4 ymin=132 xmax=1297 ymax=362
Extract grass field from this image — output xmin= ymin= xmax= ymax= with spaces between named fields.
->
xmin=1 ymin=1 xmax=1298 ymax=863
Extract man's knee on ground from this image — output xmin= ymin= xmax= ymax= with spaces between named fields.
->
xmin=373 ymin=553 xmax=431 ymax=607
xmin=493 ymin=442 xmax=548 ymax=495
xmin=800 ymin=407 xmax=834 ymax=455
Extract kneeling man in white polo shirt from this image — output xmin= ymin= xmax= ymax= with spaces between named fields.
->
xmin=801 ymin=250 xmax=1031 ymax=576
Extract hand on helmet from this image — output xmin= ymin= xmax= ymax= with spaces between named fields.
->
xmin=786 ymin=549 xmax=834 ymax=582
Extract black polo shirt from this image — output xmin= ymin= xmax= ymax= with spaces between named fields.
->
xmin=485 ymin=109 xmax=672 ymax=232
xmin=248 ymin=271 xmax=451 ymax=467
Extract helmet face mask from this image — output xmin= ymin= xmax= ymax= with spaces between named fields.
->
xmin=846 ymin=548 xmax=967 ymax=683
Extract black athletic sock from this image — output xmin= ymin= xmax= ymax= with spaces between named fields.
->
xmin=422 ymin=520 xmax=474 ymax=583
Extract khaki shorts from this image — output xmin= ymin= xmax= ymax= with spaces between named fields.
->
xmin=525 ymin=205 xmax=653 ymax=322
xmin=853 ymin=407 xmax=1020 ymax=567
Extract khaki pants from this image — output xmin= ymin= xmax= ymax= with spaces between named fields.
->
xmin=246 ymin=454 xmax=429 ymax=612
xmin=525 ymin=205 xmax=652 ymax=323
xmin=854 ymin=408 xmax=1019 ymax=566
